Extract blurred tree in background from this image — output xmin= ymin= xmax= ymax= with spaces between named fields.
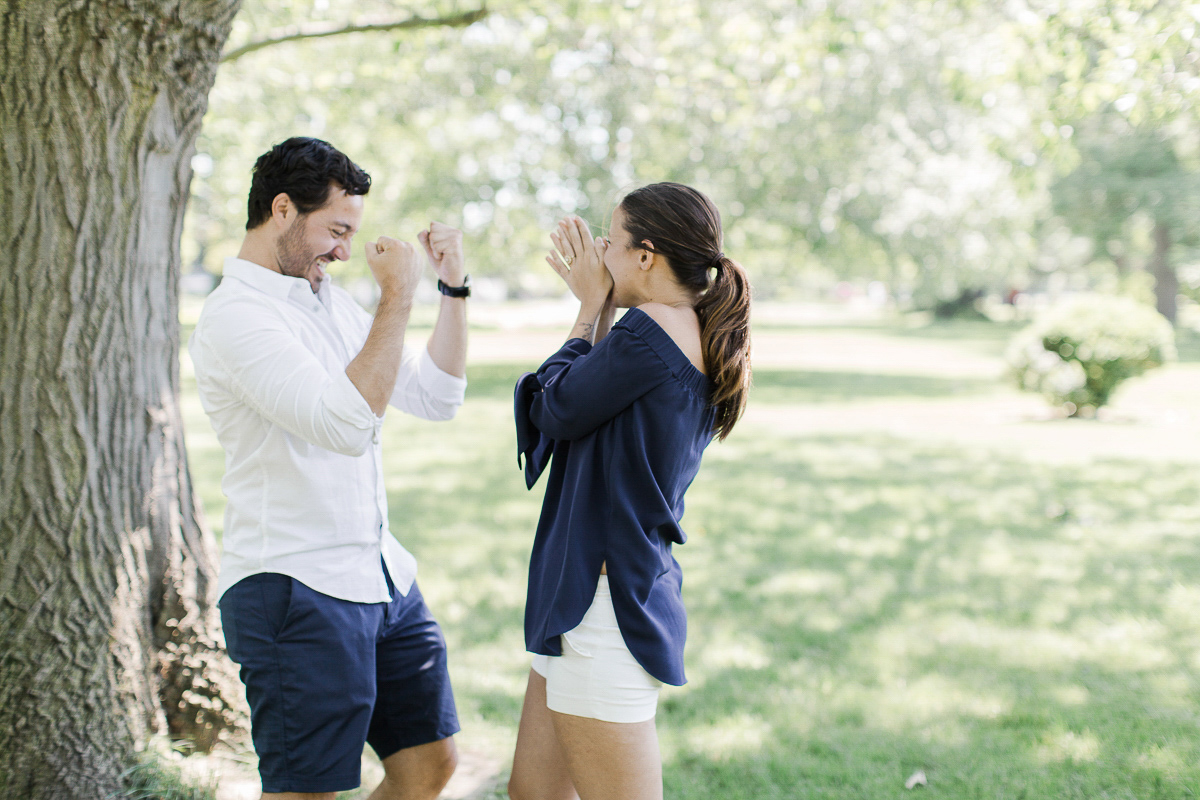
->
xmin=186 ymin=0 xmax=1200 ymax=313
xmin=180 ymin=0 xmax=1028 ymax=304
xmin=1034 ymin=1 xmax=1200 ymax=323
xmin=1052 ymin=121 xmax=1200 ymax=322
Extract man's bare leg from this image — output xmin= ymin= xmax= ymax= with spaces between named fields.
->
xmin=368 ymin=736 xmax=458 ymax=800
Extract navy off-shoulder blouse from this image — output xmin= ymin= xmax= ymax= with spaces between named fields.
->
xmin=514 ymin=307 xmax=716 ymax=686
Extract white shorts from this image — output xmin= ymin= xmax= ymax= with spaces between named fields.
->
xmin=531 ymin=575 xmax=663 ymax=723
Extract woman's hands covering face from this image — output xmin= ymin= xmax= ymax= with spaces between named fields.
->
xmin=547 ymin=216 xmax=611 ymax=307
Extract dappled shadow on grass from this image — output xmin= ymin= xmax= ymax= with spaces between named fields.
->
xmin=660 ymin=693 xmax=1200 ymax=800
xmin=463 ymin=363 xmax=530 ymax=400
xmin=751 ymin=318 xmax=1022 ymax=336
xmin=378 ymin=401 xmax=537 ymax=729
xmin=183 ymin=386 xmax=1200 ymax=798
xmin=352 ymin=417 xmax=1200 ymax=796
xmin=463 ymin=362 xmax=1000 ymax=404
xmin=883 ymin=318 xmax=1025 ymax=342
xmin=666 ymin=429 xmax=1200 ymax=798
xmin=750 ymin=368 xmax=997 ymax=403
xmin=752 ymin=317 xmax=1024 ymax=349
xmin=371 ymin=406 xmax=1200 ymax=797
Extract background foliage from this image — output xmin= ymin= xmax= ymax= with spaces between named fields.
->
xmin=186 ymin=0 xmax=1200 ymax=308
xmin=1007 ymin=293 xmax=1176 ymax=414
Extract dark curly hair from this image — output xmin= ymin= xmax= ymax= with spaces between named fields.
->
xmin=245 ymin=137 xmax=371 ymax=230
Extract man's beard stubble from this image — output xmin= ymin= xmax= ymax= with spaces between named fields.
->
xmin=277 ymin=215 xmax=319 ymax=291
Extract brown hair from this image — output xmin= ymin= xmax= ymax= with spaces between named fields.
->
xmin=619 ymin=183 xmax=752 ymax=440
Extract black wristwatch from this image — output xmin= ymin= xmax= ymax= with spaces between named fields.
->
xmin=437 ymin=275 xmax=471 ymax=298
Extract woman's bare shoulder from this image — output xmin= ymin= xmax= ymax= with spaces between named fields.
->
xmin=635 ymin=303 xmax=705 ymax=373
xmin=634 ymin=302 xmax=692 ymax=331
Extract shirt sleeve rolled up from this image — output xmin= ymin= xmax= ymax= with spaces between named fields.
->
xmin=194 ymin=297 xmax=379 ymax=457
xmin=388 ymin=346 xmax=467 ymax=421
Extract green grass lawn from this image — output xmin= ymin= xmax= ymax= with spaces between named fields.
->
xmin=181 ymin=308 xmax=1200 ymax=799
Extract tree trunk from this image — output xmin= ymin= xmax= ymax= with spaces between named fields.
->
xmin=1149 ymin=220 xmax=1177 ymax=323
xmin=0 ymin=2 xmax=245 ymax=798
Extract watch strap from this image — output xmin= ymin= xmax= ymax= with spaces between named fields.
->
xmin=437 ymin=275 xmax=471 ymax=298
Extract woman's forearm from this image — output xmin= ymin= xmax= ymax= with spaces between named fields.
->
xmin=593 ymin=295 xmax=617 ymax=344
xmin=567 ymin=300 xmax=606 ymax=344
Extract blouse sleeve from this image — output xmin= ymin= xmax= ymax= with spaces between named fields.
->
xmin=514 ymin=370 xmax=556 ymax=488
xmin=514 ymin=327 xmax=669 ymax=485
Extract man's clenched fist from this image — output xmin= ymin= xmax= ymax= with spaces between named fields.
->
xmin=365 ymin=236 xmax=422 ymax=301
xmin=418 ymin=222 xmax=466 ymax=287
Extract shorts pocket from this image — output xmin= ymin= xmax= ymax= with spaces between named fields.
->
xmin=561 ymin=630 xmax=594 ymax=658
xmin=255 ymin=573 xmax=295 ymax=642
xmin=219 ymin=605 xmax=241 ymax=661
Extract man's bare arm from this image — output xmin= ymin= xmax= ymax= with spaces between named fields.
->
xmin=346 ymin=237 xmax=422 ymax=415
xmin=420 ymin=222 xmax=468 ymax=378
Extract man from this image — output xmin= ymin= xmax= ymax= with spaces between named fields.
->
xmin=189 ymin=137 xmax=470 ymax=800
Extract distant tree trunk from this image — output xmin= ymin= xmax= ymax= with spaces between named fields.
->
xmin=0 ymin=3 xmax=245 ymax=798
xmin=1148 ymin=220 xmax=1177 ymax=323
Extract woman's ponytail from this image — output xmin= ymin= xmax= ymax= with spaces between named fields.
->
xmin=617 ymin=182 xmax=753 ymax=440
xmin=696 ymin=256 xmax=751 ymax=440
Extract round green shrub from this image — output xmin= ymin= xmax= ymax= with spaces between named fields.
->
xmin=1006 ymin=294 xmax=1175 ymax=416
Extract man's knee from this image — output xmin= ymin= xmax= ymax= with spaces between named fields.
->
xmin=428 ymin=739 xmax=458 ymax=787
xmin=378 ymin=737 xmax=458 ymax=799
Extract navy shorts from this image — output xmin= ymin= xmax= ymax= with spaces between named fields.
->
xmin=219 ymin=569 xmax=459 ymax=794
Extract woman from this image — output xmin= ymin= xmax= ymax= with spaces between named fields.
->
xmin=509 ymin=183 xmax=752 ymax=800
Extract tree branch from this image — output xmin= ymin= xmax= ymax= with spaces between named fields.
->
xmin=220 ymin=7 xmax=488 ymax=63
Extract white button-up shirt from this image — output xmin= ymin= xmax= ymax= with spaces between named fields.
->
xmin=189 ymin=257 xmax=466 ymax=604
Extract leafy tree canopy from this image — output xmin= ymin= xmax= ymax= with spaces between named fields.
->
xmin=187 ymin=0 xmax=1197 ymax=304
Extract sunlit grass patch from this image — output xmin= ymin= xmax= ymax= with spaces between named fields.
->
xmin=1035 ymin=727 xmax=1101 ymax=764
xmin=180 ymin=323 xmax=1200 ymax=798
xmin=677 ymin=712 xmax=774 ymax=760
xmin=666 ymin=421 xmax=1200 ymax=796
xmin=750 ymin=368 xmax=999 ymax=403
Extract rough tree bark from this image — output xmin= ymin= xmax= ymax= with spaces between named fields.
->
xmin=0 ymin=2 xmax=245 ymax=798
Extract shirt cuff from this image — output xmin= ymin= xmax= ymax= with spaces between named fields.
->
xmin=418 ymin=347 xmax=468 ymax=406
xmin=326 ymin=370 xmax=381 ymax=427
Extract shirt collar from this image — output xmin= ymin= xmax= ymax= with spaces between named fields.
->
xmin=222 ymin=257 xmax=331 ymax=304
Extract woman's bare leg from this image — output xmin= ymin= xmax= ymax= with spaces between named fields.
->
xmin=550 ymin=710 xmax=662 ymax=800
xmin=508 ymin=669 xmax=578 ymax=800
